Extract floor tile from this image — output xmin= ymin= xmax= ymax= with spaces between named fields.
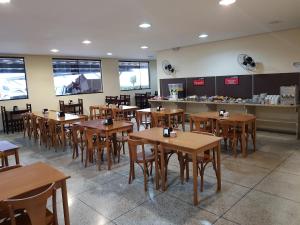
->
xmin=224 ymin=190 xmax=300 ymax=225
xmin=167 ymin=176 xmax=249 ymax=216
xmin=205 ymin=159 xmax=269 ymax=188
xmin=276 ymin=156 xmax=300 ymax=176
xmin=78 ymin=177 xmax=159 ymax=220
xmin=255 ymin=171 xmax=300 ymax=202
xmin=214 ymin=218 xmax=239 ymax=225
xmin=57 ymin=197 xmax=111 ymax=225
xmin=114 ymin=193 xmax=218 ymax=225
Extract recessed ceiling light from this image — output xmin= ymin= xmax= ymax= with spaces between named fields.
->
xmin=139 ymin=23 xmax=151 ymax=29
xmin=107 ymin=52 xmax=112 ymax=56
xmin=82 ymin=40 xmax=91 ymax=45
xmin=199 ymin=33 xmax=208 ymax=38
xmin=50 ymin=49 xmax=59 ymax=53
xmin=0 ymin=0 xmax=11 ymax=4
xmin=141 ymin=46 xmax=149 ymax=49
xmin=219 ymin=0 xmax=236 ymax=6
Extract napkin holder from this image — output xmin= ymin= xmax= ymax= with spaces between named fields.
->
xmin=219 ymin=109 xmax=225 ymax=117
xmin=104 ymin=117 xmax=113 ymax=126
xmin=163 ymin=127 xmax=173 ymax=137
xmin=58 ymin=111 xmax=65 ymax=117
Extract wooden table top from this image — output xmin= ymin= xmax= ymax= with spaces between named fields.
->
xmin=75 ymin=119 xmax=133 ymax=132
xmin=130 ymin=127 xmax=222 ymax=152
xmin=0 ymin=141 xmax=18 ymax=152
xmin=33 ymin=111 xmax=85 ymax=122
xmin=137 ymin=108 xmax=184 ymax=115
xmin=0 ymin=162 xmax=70 ymax=201
xmin=191 ymin=112 xmax=256 ymax=122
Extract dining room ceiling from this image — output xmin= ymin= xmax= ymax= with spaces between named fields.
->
xmin=0 ymin=0 xmax=299 ymax=59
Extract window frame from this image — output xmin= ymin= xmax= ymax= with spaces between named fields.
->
xmin=52 ymin=58 xmax=103 ymax=97
xmin=0 ymin=56 xmax=29 ymax=102
xmin=119 ymin=60 xmax=151 ymax=91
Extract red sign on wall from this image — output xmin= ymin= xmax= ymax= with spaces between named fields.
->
xmin=193 ymin=78 xmax=205 ymax=86
xmin=224 ymin=77 xmax=239 ymax=85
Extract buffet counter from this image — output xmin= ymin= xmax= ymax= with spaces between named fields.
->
xmin=148 ymin=99 xmax=300 ymax=138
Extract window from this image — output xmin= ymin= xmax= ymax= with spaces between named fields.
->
xmin=52 ymin=58 xmax=103 ymax=96
xmin=0 ymin=57 xmax=28 ymax=101
xmin=119 ymin=61 xmax=150 ymax=91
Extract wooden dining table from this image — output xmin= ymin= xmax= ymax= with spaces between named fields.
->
xmin=136 ymin=108 xmax=185 ymax=131
xmin=191 ymin=112 xmax=256 ymax=157
xmin=0 ymin=162 xmax=71 ymax=225
xmin=129 ymin=127 xmax=222 ymax=205
xmin=75 ymin=119 xmax=133 ymax=170
xmin=33 ymin=111 xmax=87 ymax=146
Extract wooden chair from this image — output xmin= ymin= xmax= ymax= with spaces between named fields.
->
xmin=136 ymin=111 xmax=151 ymax=131
xmin=183 ymin=131 xmax=219 ymax=192
xmin=99 ymin=106 xmax=112 ymax=119
xmin=30 ymin=114 xmax=39 ymax=142
xmin=1 ymin=183 xmax=58 ymax=225
xmin=84 ymin=128 xmax=105 ymax=170
xmin=151 ymin=112 xmax=167 ymax=128
xmin=78 ymin=99 xmax=83 ymax=114
xmin=71 ymin=124 xmax=86 ymax=161
xmin=22 ymin=113 xmax=31 ymax=139
xmin=216 ymin=119 xmax=239 ymax=157
xmin=89 ymin=106 xmax=101 ymax=120
xmin=59 ymin=100 xmax=65 ymax=112
xmin=112 ymin=108 xmax=129 ymax=156
xmin=128 ymin=139 xmax=155 ymax=191
xmin=190 ymin=115 xmax=213 ymax=133
xmin=37 ymin=118 xmax=48 ymax=147
xmin=47 ymin=120 xmax=62 ymax=150
xmin=119 ymin=95 xmax=130 ymax=105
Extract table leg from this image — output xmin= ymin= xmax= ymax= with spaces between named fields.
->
xmin=182 ymin=112 xmax=185 ymax=131
xmin=192 ymin=152 xmax=198 ymax=205
xmin=136 ymin=112 xmax=141 ymax=131
xmin=241 ymin=122 xmax=247 ymax=157
xmin=253 ymin=120 xmax=256 ymax=152
xmin=160 ymin=146 xmax=166 ymax=191
xmin=106 ymin=138 xmax=112 ymax=170
xmin=61 ymin=180 xmax=70 ymax=225
xmin=61 ymin=123 xmax=66 ymax=147
xmin=154 ymin=144 xmax=160 ymax=190
xmin=216 ymin=143 xmax=221 ymax=191
xmin=15 ymin=149 xmax=20 ymax=165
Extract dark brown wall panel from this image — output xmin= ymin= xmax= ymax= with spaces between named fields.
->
xmin=186 ymin=77 xmax=215 ymax=96
xmin=216 ymin=75 xmax=252 ymax=98
xmin=160 ymin=78 xmax=187 ymax=97
xmin=253 ymin=73 xmax=300 ymax=95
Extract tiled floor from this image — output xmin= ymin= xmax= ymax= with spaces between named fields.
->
xmin=1 ymin=127 xmax=300 ymax=225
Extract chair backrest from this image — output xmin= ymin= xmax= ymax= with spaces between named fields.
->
xmin=216 ymin=119 xmax=237 ymax=137
xmin=99 ymin=106 xmax=112 ymax=119
xmin=59 ymin=100 xmax=65 ymax=112
xmin=89 ymin=106 xmax=100 ymax=120
xmin=190 ymin=116 xmax=212 ymax=133
xmin=151 ymin=112 xmax=166 ymax=128
xmin=128 ymin=139 xmax=150 ymax=162
xmin=26 ymin=103 xmax=32 ymax=112
xmin=84 ymin=128 xmax=102 ymax=152
xmin=105 ymin=96 xmax=118 ymax=104
xmin=112 ymin=108 xmax=125 ymax=121
xmin=4 ymin=183 xmax=57 ymax=225
xmin=78 ymin=99 xmax=83 ymax=114
xmin=0 ymin=165 xmax=22 ymax=172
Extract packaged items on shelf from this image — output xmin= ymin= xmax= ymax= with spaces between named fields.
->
xmin=280 ymin=85 xmax=299 ymax=105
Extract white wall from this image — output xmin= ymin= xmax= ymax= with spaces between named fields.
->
xmin=0 ymin=55 xmax=157 ymax=130
xmin=157 ymin=28 xmax=300 ymax=93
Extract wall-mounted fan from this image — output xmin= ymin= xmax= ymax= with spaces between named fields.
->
xmin=238 ymin=54 xmax=256 ymax=71
xmin=162 ymin=60 xmax=175 ymax=75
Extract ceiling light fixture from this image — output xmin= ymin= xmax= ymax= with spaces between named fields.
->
xmin=107 ymin=52 xmax=112 ymax=56
xmin=0 ymin=0 xmax=11 ymax=4
xmin=199 ymin=33 xmax=208 ymax=38
xmin=50 ymin=49 xmax=59 ymax=53
xmin=139 ymin=23 xmax=151 ymax=29
xmin=141 ymin=46 xmax=149 ymax=49
xmin=219 ymin=0 xmax=236 ymax=6
xmin=82 ymin=40 xmax=91 ymax=45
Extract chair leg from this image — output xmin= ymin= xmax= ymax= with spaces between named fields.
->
xmin=97 ymin=149 xmax=101 ymax=171
xmin=200 ymin=163 xmax=204 ymax=192
xmin=185 ymin=161 xmax=189 ymax=182
xmin=143 ymin=162 xmax=148 ymax=191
